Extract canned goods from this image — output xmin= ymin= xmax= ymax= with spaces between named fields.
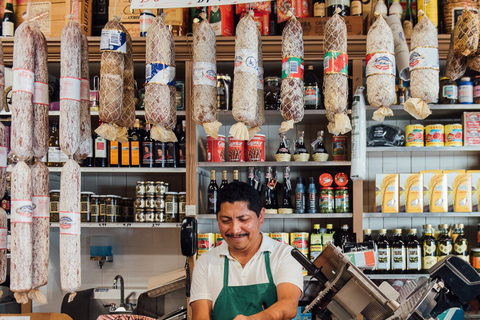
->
xmin=178 ymin=192 xmax=186 ymax=222
xmin=445 ymin=124 xmax=463 ymax=146
xmin=145 ymin=208 xmax=155 ymax=222
xmin=165 ymin=192 xmax=179 ymax=222
xmin=145 ymin=181 xmax=155 ymax=196
xmin=270 ymin=233 xmax=289 ymax=245
xmin=197 ymin=233 xmax=216 ymax=257
xmin=135 ymin=208 xmax=145 ymax=222
xmin=290 ymin=232 xmax=309 ymax=275
xmin=80 ymin=192 xmax=94 ymax=222
xmin=425 ymin=124 xmax=445 ymax=147
xmin=228 ymin=136 xmax=245 ymax=162
xmin=215 ymin=233 xmax=224 ymax=247
xmin=136 ymin=181 xmax=145 ymax=196
xmin=90 ymin=195 xmax=100 ymax=223
xmin=247 ymin=134 xmax=265 ymax=162
xmin=50 ymin=190 xmax=60 ymax=222
xmin=320 ymin=187 xmax=334 ymax=213
xmin=332 ymin=135 xmax=347 ymax=161
xmin=335 ymin=187 xmax=349 ymax=213
xmin=207 ymin=135 xmax=226 ymax=162
xmin=405 ymin=124 xmax=424 ymax=147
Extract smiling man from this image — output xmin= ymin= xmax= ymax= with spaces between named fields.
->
xmin=190 ymin=181 xmax=303 ymax=320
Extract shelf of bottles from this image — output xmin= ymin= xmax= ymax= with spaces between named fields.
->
xmin=198 ymin=213 xmax=353 ymax=219
xmin=363 ymin=212 xmax=480 ymax=218
xmin=37 ymin=167 xmax=187 ymax=174
xmin=197 ymin=161 xmax=351 ymax=168
xmin=366 ymin=146 xmax=480 ymax=152
xmin=50 ymin=222 xmax=182 ymax=228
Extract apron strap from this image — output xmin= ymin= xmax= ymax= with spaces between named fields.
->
xmin=223 ymin=256 xmax=230 ymax=287
xmin=264 ymin=251 xmax=274 ymax=284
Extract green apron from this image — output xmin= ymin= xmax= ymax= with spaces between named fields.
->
xmin=212 ymin=251 xmax=278 ymax=320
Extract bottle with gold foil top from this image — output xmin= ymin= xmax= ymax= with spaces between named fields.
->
xmin=421 ymin=224 xmax=437 ymax=273
xmin=233 ymin=170 xmax=239 ymax=182
xmin=406 ymin=229 xmax=421 ymax=273
xmin=391 ymin=229 xmax=406 ymax=273
xmin=376 ymin=229 xmax=390 ymax=273
xmin=437 ymin=224 xmax=452 ymax=262
xmin=453 ymin=223 xmax=469 ymax=262
xmin=130 ymin=119 xmax=142 ymax=167
xmin=220 ymin=170 xmax=228 ymax=190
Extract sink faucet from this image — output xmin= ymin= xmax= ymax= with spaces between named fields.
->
xmin=113 ymin=275 xmax=125 ymax=307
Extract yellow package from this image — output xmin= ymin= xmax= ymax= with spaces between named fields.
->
xmin=376 ymin=174 xmax=399 ymax=213
xmin=419 ymin=170 xmax=442 ymax=174
xmin=452 ymin=173 xmax=472 ymax=212
xmin=444 ymin=170 xmax=466 ymax=211
xmin=400 ymin=174 xmax=423 ymax=213
xmin=423 ymin=173 xmax=448 ymax=212
xmin=468 ymin=170 xmax=480 ymax=211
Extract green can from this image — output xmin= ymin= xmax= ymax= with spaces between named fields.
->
xmin=320 ymin=187 xmax=334 ymax=213
xmin=335 ymin=187 xmax=349 ymax=213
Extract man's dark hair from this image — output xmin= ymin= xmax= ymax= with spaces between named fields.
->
xmin=216 ymin=181 xmax=262 ymax=217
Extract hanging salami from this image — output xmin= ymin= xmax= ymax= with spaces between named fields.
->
xmin=323 ymin=10 xmax=351 ymax=135
xmin=0 ymin=121 xmax=7 ymax=285
xmin=230 ymin=12 xmax=258 ymax=140
xmin=279 ymin=14 xmax=304 ymax=133
xmin=453 ymin=9 xmax=479 ymax=56
xmin=447 ymin=34 xmax=468 ymax=79
xmin=0 ymin=39 xmax=5 ymax=113
xmin=145 ymin=15 xmax=177 ymax=142
xmin=192 ymin=20 xmax=222 ymax=138
xmin=249 ymin=29 xmax=265 ymax=139
xmin=116 ymin=27 xmax=135 ymax=134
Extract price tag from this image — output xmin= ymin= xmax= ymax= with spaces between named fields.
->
xmin=123 ymin=223 xmax=132 ymax=228
xmin=98 ymin=223 xmax=107 ymax=227
xmin=151 ymin=223 xmax=161 ymax=227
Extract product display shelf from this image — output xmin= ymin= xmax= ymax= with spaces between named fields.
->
xmin=366 ymin=146 xmax=480 ymax=152
xmin=365 ymin=104 xmax=480 ymax=120
xmin=198 ymin=213 xmax=353 ymax=219
xmin=0 ymin=110 xmax=187 ymax=117
xmin=363 ymin=212 xmax=480 ymax=218
xmin=50 ymin=222 xmax=181 ymax=228
xmin=197 ymin=161 xmax=351 ymax=168
xmin=5 ymin=166 xmax=186 ymax=173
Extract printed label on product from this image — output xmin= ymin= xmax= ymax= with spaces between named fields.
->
xmin=95 ymin=138 xmax=107 ymax=158
xmin=140 ymin=13 xmax=155 ymax=33
xmin=81 ymin=79 xmax=90 ymax=101
xmin=2 ymin=21 xmax=13 ymax=37
xmin=459 ymin=85 xmax=473 ymax=103
xmin=365 ymin=52 xmax=395 ymax=77
xmin=324 ymin=51 xmax=348 ymax=76
xmin=48 ymin=147 xmax=60 ymax=164
xmin=11 ymin=199 xmax=33 ymax=223
xmin=193 ymin=62 xmax=217 ymax=87
xmin=0 ymin=228 xmax=6 ymax=249
xmin=12 ymin=69 xmax=34 ymax=94
xmin=59 ymin=211 xmax=81 ymax=235
xmin=391 ymin=248 xmax=406 ymax=269
xmin=377 ymin=248 xmax=391 ymax=269
xmin=407 ymin=247 xmax=421 ymax=270
xmin=257 ymin=66 xmax=264 ymax=90
xmin=0 ymin=146 xmax=7 ymax=168
xmin=474 ymin=85 xmax=480 ymax=98
xmin=282 ymin=56 xmax=304 ymax=79
xmin=60 ymin=77 xmax=81 ymax=101
xmin=33 ymin=82 xmax=49 ymax=105
xmin=32 ymin=196 xmax=50 ymax=218
xmin=305 ymin=86 xmax=319 ymax=104
xmin=146 ymin=63 xmax=176 ymax=86
xmin=409 ymin=47 xmax=439 ymax=71
xmin=443 ymin=85 xmax=458 ymax=99
xmin=234 ymin=48 xmax=258 ymax=75
xmin=100 ymin=29 xmax=127 ymax=54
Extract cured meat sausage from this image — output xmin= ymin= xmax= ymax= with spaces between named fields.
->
xmin=323 ymin=10 xmax=351 ymax=135
xmin=75 ymin=33 xmax=92 ymax=159
xmin=230 ymin=12 xmax=258 ymax=140
xmin=249 ymin=29 xmax=265 ymax=139
xmin=0 ymin=208 xmax=7 ymax=285
xmin=10 ymin=161 xmax=33 ymax=304
xmin=0 ymin=39 xmax=5 ymax=113
xmin=366 ymin=14 xmax=396 ymax=122
xmin=33 ymin=26 xmax=49 ymax=161
xmin=60 ymin=159 xmax=81 ymax=302
xmin=192 ymin=20 xmax=221 ymax=138
xmin=0 ymin=123 xmax=7 ymax=202
xmin=29 ymin=161 xmax=49 ymax=304
xmin=145 ymin=16 xmax=177 ymax=142
xmin=116 ymin=27 xmax=135 ymax=131
xmin=11 ymin=21 xmax=35 ymax=161
xmin=60 ymin=20 xmax=82 ymax=157
xmin=453 ymin=9 xmax=479 ymax=56
xmin=96 ymin=18 xmax=125 ymax=141
xmin=447 ymin=34 xmax=467 ymax=79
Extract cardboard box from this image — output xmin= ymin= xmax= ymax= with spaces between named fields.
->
xmin=108 ymin=5 xmax=141 ymax=23
xmin=463 ymin=112 xmax=480 ymax=146
xmin=468 ymin=170 xmax=480 ymax=211
xmin=299 ymin=16 xmax=364 ymax=36
xmin=375 ymin=174 xmax=399 ymax=213
xmin=121 ymin=22 xmax=140 ymax=37
xmin=240 ymin=10 xmax=269 ymax=35
xmin=400 ymin=174 xmax=423 ymax=213
xmin=236 ymin=2 xmax=272 ymax=14
xmin=15 ymin=0 xmax=92 ymax=37
xmin=423 ymin=173 xmax=448 ymax=212
xmin=208 ymin=5 xmax=234 ymax=36
xmin=443 ymin=170 xmax=471 ymax=212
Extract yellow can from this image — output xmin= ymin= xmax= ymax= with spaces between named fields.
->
xmin=405 ymin=124 xmax=424 ymax=147
xmin=445 ymin=124 xmax=463 ymax=146
xmin=270 ymin=233 xmax=289 ymax=245
xmin=215 ymin=233 xmax=224 ymax=247
xmin=425 ymin=124 xmax=445 ymax=147
xmin=197 ymin=233 xmax=216 ymax=257
xmin=290 ymin=232 xmax=309 ymax=276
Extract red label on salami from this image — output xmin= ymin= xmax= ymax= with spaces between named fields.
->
xmin=33 ymin=196 xmax=50 ymax=219
xmin=324 ymin=51 xmax=348 ymax=76
xmin=60 ymin=77 xmax=81 ymax=102
xmin=11 ymin=199 xmax=33 ymax=223
xmin=59 ymin=211 xmax=81 ymax=235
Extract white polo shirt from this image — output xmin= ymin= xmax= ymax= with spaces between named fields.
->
xmin=190 ymin=232 xmax=304 ymax=307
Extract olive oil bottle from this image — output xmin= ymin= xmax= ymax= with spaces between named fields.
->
xmin=453 ymin=223 xmax=469 ymax=262
xmin=436 ymin=224 xmax=452 ymax=262
xmin=421 ymin=224 xmax=437 ymax=273
xmin=406 ymin=229 xmax=421 ymax=273
xmin=391 ymin=229 xmax=406 ymax=273
xmin=376 ymin=229 xmax=390 ymax=273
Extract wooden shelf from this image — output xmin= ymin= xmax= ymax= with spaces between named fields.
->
xmin=198 ymin=213 xmax=353 ymax=219
xmin=363 ymin=212 xmax=480 ymax=218
xmin=366 ymin=146 xmax=480 ymax=152
xmin=6 ymin=167 xmax=186 ymax=173
xmin=197 ymin=161 xmax=351 ymax=168
xmin=50 ymin=222 xmax=181 ymax=228
xmin=0 ymin=110 xmax=187 ymax=117
xmin=366 ymin=104 xmax=480 ymax=121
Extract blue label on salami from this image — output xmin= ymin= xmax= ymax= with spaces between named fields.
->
xmin=100 ymin=29 xmax=127 ymax=54
xmin=146 ymin=63 xmax=176 ymax=86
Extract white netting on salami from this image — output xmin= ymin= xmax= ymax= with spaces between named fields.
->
xmin=0 ymin=123 xmax=6 ymax=200
xmin=145 ymin=16 xmax=177 ymax=142
xmin=192 ymin=20 xmax=221 ymax=138
xmin=76 ymin=33 xmax=92 ymax=159
xmin=33 ymin=25 xmax=49 ymax=160
xmin=366 ymin=14 xmax=396 ymax=122
xmin=0 ymin=208 xmax=6 ymax=285
xmin=447 ymin=33 xmax=468 ymax=79
xmin=230 ymin=12 xmax=258 ymax=141
xmin=249 ymin=29 xmax=265 ymax=139
xmin=453 ymin=9 xmax=479 ymax=56
xmin=116 ymin=28 xmax=135 ymax=132
xmin=323 ymin=11 xmax=351 ymax=135
xmin=0 ymin=39 xmax=4 ymax=113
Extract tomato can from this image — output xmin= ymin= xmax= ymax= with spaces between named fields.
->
xmin=197 ymin=233 xmax=216 ymax=257
xmin=332 ymin=135 xmax=347 ymax=161
xmin=445 ymin=124 xmax=463 ymax=146
xmin=247 ymin=134 xmax=265 ymax=162
xmin=228 ymin=136 xmax=245 ymax=162
xmin=270 ymin=232 xmax=289 ymax=245
xmin=290 ymin=232 xmax=309 ymax=275
xmin=206 ymin=135 xmax=225 ymax=162
xmin=405 ymin=124 xmax=424 ymax=147
xmin=215 ymin=233 xmax=224 ymax=247
xmin=425 ymin=124 xmax=445 ymax=147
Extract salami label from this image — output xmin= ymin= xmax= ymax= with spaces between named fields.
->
xmin=32 ymin=196 xmax=50 ymax=219
xmin=324 ymin=51 xmax=348 ymax=76
xmin=100 ymin=29 xmax=127 ymax=54
xmin=12 ymin=69 xmax=35 ymax=94
xmin=257 ymin=66 xmax=264 ymax=90
xmin=60 ymin=77 xmax=81 ymax=101
xmin=193 ymin=62 xmax=217 ymax=87
xmin=81 ymin=79 xmax=90 ymax=101
xmin=282 ymin=57 xmax=304 ymax=79
xmin=146 ymin=63 xmax=176 ymax=86
xmin=11 ymin=199 xmax=33 ymax=223
xmin=0 ymin=63 xmax=5 ymax=87
xmin=59 ymin=211 xmax=81 ymax=235
xmin=409 ymin=47 xmax=439 ymax=71
xmin=0 ymin=228 xmax=6 ymax=250
xmin=234 ymin=48 xmax=258 ymax=75
xmin=33 ymin=82 xmax=49 ymax=106
xmin=365 ymin=52 xmax=396 ymax=77
xmin=0 ymin=146 xmax=7 ymax=168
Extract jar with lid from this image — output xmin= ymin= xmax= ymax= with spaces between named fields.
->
xmin=165 ymin=192 xmax=179 ymax=222
xmin=217 ymin=74 xmax=232 ymax=110
xmin=145 ymin=208 xmax=155 ymax=222
xmin=320 ymin=187 xmax=334 ymax=213
xmin=155 ymin=196 xmax=166 ymax=222
xmin=135 ymin=208 xmax=145 ymax=222
xmin=459 ymin=77 xmax=473 ymax=104
xmin=98 ymin=196 xmax=107 ymax=222
xmin=136 ymin=181 xmax=145 ymax=197
xmin=145 ymin=181 xmax=155 ymax=196
xmin=50 ymin=190 xmax=60 ymax=222
xmin=90 ymin=195 xmax=100 ymax=223
xmin=471 ymin=248 xmax=480 ymax=271
xmin=439 ymin=77 xmax=458 ymax=104
xmin=80 ymin=192 xmax=94 ymax=222
xmin=264 ymin=77 xmax=281 ymax=110
xmin=178 ymin=192 xmax=186 ymax=222
xmin=104 ymin=195 xmax=117 ymax=223
xmin=335 ymin=187 xmax=349 ymax=213
xmin=474 ymin=75 xmax=480 ymax=104
xmin=155 ymin=181 xmax=166 ymax=196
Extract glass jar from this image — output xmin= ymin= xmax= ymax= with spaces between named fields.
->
xmin=135 ymin=208 xmax=145 ymax=222
xmin=104 ymin=195 xmax=117 ymax=223
xmin=90 ymin=195 xmax=100 ymax=223
xmin=80 ymin=191 xmax=94 ymax=222
xmin=335 ymin=187 xmax=349 ymax=213
xmin=145 ymin=208 xmax=155 ymax=222
xmin=217 ymin=74 xmax=232 ymax=110
xmin=155 ymin=196 xmax=166 ymax=222
xmin=145 ymin=195 xmax=156 ymax=209
xmin=474 ymin=75 xmax=480 ymax=104
xmin=98 ymin=196 xmax=107 ymax=222
xmin=136 ymin=181 xmax=145 ymax=197
xmin=320 ymin=187 xmax=334 ymax=213
xmin=178 ymin=192 xmax=186 ymax=222
xmin=439 ymin=77 xmax=458 ymax=104
xmin=50 ymin=190 xmax=60 ymax=222
xmin=471 ymin=248 xmax=480 ymax=271
xmin=264 ymin=77 xmax=281 ymax=110
xmin=145 ymin=181 xmax=155 ymax=196
xmin=165 ymin=192 xmax=179 ymax=222
xmin=155 ymin=181 xmax=166 ymax=197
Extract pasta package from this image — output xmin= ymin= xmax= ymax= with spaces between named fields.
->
xmin=399 ymin=174 xmax=423 ymax=213
xmin=443 ymin=169 xmax=471 ymax=213
xmin=375 ymin=174 xmax=399 ymax=213
xmin=423 ymin=173 xmax=448 ymax=213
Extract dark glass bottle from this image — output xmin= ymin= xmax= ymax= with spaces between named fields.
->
xmin=421 ymin=224 xmax=437 ymax=273
xmin=208 ymin=170 xmax=218 ymax=214
xmin=294 ymin=131 xmax=308 ymax=155
xmin=391 ymin=229 xmax=406 ymax=273
xmin=376 ymin=229 xmax=391 ymax=273
xmin=310 ymin=224 xmax=323 ymax=262
xmin=313 ymin=0 xmax=326 ymax=17
xmin=304 ymin=65 xmax=321 ymax=109
xmin=142 ymin=124 xmax=155 ymax=168
xmin=269 ymin=0 xmax=277 ymax=35
xmin=129 ymin=119 xmax=142 ymax=167
xmin=436 ymin=224 xmax=452 ymax=262
xmin=94 ymin=121 xmax=107 ymax=168
xmin=327 ymin=0 xmax=350 ymax=16
xmin=265 ymin=167 xmax=278 ymax=211
xmin=220 ymin=170 xmax=228 ymax=190
xmin=340 ymin=224 xmax=351 ymax=249
xmin=233 ymin=170 xmax=239 ymax=182
xmin=406 ymin=229 xmax=421 ymax=274
xmin=307 ymin=177 xmax=317 ymax=213
xmin=2 ymin=2 xmax=14 ymax=37
xmin=178 ymin=120 xmax=186 ymax=168
xmin=323 ymin=224 xmax=335 ymax=250
xmin=453 ymin=224 xmax=469 ymax=263
xmin=281 ymin=167 xmax=293 ymax=212
xmin=83 ymin=134 xmax=94 ymax=167
xmin=248 ymin=167 xmax=255 ymax=187
xmin=1 ymin=189 xmax=10 ymax=215
xmin=312 ymin=131 xmax=328 ymax=155
xmin=363 ymin=229 xmax=374 ymax=274
xmin=276 ymin=132 xmax=290 ymax=155
xmin=48 ymin=122 xmax=61 ymax=167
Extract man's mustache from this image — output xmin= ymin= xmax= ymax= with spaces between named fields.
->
xmin=225 ymin=233 xmax=249 ymax=238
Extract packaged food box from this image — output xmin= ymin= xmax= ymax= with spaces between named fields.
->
xmin=423 ymin=173 xmax=448 ymax=212
xmin=443 ymin=170 xmax=471 ymax=212
xmin=375 ymin=174 xmax=399 ymax=213
xmin=236 ymin=2 xmax=272 ymax=14
xmin=463 ymin=112 xmax=480 ymax=146
xmin=208 ymin=5 xmax=234 ymax=36
xmin=240 ymin=10 xmax=269 ymax=35
xmin=399 ymin=174 xmax=423 ymax=213
xmin=277 ymin=0 xmax=308 ymax=23
xmin=468 ymin=170 xmax=480 ymax=211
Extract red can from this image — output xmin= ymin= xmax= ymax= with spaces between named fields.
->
xmin=247 ymin=134 xmax=265 ymax=162
xmin=206 ymin=135 xmax=225 ymax=162
xmin=228 ymin=136 xmax=245 ymax=162
xmin=332 ymin=135 xmax=347 ymax=161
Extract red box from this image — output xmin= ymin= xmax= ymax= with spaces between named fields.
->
xmin=208 ymin=5 xmax=234 ymax=36
xmin=247 ymin=134 xmax=265 ymax=162
xmin=463 ymin=112 xmax=480 ymax=146
xmin=240 ymin=11 xmax=270 ymax=35
xmin=228 ymin=136 xmax=246 ymax=162
xmin=278 ymin=0 xmax=309 ymax=23
xmin=236 ymin=2 xmax=272 ymax=14
xmin=206 ymin=135 xmax=225 ymax=162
